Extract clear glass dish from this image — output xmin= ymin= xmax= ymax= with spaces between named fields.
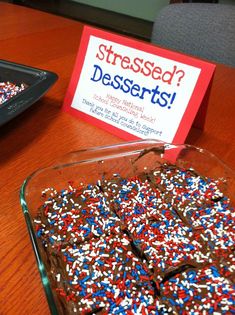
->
xmin=20 ymin=139 xmax=235 ymax=315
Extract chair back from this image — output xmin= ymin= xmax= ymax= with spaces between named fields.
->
xmin=151 ymin=3 xmax=235 ymax=67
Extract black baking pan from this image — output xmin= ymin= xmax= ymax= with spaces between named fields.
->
xmin=0 ymin=59 xmax=58 ymax=126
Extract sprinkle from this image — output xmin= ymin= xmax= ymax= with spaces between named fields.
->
xmin=0 ymin=81 xmax=27 ymax=105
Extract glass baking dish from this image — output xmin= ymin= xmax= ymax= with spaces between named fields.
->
xmin=20 ymin=139 xmax=235 ymax=315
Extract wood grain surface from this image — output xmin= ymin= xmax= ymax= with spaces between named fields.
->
xmin=0 ymin=3 xmax=234 ymax=315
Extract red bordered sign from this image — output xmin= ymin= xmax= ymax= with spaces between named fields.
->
xmin=63 ymin=26 xmax=215 ymax=144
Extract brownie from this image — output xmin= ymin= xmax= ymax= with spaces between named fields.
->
xmin=160 ymin=265 xmax=235 ymax=314
xmin=34 ymin=163 xmax=235 ymax=314
xmin=49 ymin=233 xmax=172 ymax=314
xmin=35 ymin=183 xmax=123 ymax=249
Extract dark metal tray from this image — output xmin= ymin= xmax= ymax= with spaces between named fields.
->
xmin=0 ymin=59 xmax=58 ymax=126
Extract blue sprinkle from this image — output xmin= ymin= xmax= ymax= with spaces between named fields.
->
xmin=82 ymin=275 xmax=90 ymax=282
xmin=37 ymin=230 xmax=43 ymax=237
xmin=169 ymin=298 xmax=177 ymax=305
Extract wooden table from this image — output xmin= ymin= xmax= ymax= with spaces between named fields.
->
xmin=0 ymin=3 xmax=234 ymax=314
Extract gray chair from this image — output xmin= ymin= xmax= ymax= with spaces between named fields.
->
xmin=151 ymin=3 xmax=235 ymax=67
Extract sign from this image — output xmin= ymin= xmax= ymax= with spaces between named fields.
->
xmin=63 ymin=26 xmax=215 ymax=143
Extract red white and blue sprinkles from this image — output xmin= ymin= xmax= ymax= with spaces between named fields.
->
xmin=34 ymin=163 xmax=235 ymax=314
xmin=160 ymin=265 xmax=235 ymax=314
xmin=55 ymin=234 xmax=170 ymax=314
xmin=0 ymin=81 xmax=27 ymax=105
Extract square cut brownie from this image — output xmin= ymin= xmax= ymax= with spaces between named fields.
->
xmin=34 ymin=184 xmax=123 ymax=248
xmin=127 ymin=217 xmax=213 ymax=282
xmin=160 ymin=264 xmax=235 ymax=314
xmin=50 ymin=233 xmax=173 ymax=314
